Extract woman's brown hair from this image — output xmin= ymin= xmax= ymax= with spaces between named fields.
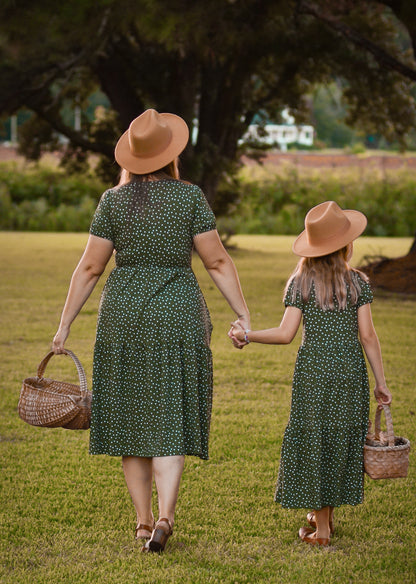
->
xmin=117 ymin=159 xmax=180 ymax=186
xmin=117 ymin=158 xmax=181 ymax=220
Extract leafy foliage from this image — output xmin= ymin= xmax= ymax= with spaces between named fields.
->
xmin=1 ymin=160 xmax=415 ymax=236
xmin=1 ymin=1 xmax=416 ymax=207
xmin=0 ymin=162 xmax=107 ymax=231
xmin=218 ymin=166 xmax=416 ymax=237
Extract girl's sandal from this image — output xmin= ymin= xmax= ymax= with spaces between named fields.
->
xmin=299 ymin=526 xmax=330 ymax=547
xmin=306 ymin=511 xmax=334 ymax=536
xmin=142 ymin=517 xmax=173 ymax=553
xmin=135 ymin=521 xmax=155 ymax=541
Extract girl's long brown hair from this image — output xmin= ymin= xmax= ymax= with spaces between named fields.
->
xmin=284 ymin=245 xmax=368 ymax=310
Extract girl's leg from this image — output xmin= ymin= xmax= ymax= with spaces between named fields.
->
xmin=122 ymin=456 xmax=154 ymax=529
xmin=314 ymin=506 xmax=331 ymax=540
xmin=152 ymin=455 xmax=185 ymax=525
xmin=307 ymin=506 xmax=335 ymax=533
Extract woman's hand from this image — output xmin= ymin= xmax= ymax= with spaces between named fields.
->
xmin=235 ymin=313 xmax=250 ymax=335
xmin=374 ymin=384 xmax=392 ymax=408
xmin=52 ymin=325 xmax=70 ymax=354
xmin=228 ymin=320 xmax=247 ymax=349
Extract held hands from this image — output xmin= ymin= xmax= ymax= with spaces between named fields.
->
xmin=228 ymin=319 xmax=249 ymax=349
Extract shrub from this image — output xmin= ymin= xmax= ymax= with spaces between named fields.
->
xmin=0 ymin=162 xmax=109 ymax=231
xmin=0 ymin=162 xmax=107 ymax=206
xmin=218 ymin=167 xmax=416 ymax=237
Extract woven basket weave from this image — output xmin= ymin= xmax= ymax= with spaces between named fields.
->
xmin=364 ymin=404 xmax=410 ymax=479
xmin=18 ymin=350 xmax=91 ymax=430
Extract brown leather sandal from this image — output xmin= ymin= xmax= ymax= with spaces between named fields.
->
xmin=143 ymin=517 xmax=173 ymax=553
xmin=306 ymin=511 xmax=334 ymax=535
xmin=299 ymin=526 xmax=330 ymax=547
xmin=135 ymin=521 xmax=155 ymax=541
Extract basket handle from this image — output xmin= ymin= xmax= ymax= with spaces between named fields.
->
xmin=37 ymin=350 xmax=88 ymax=398
xmin=374 ymin=404 xmax=395 ymax=447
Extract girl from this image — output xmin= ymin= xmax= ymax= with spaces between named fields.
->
xmin=230 ymin=201 xmax=392 ymax=546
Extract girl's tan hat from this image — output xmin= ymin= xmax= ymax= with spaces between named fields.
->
xmin=114 ymin=109 xmax=189 ymax=174
xmin=293 ymin=200 xmax=367 ymax=257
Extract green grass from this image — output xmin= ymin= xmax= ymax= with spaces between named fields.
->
xmin=0 ymin=233 xmax=415 ymax=584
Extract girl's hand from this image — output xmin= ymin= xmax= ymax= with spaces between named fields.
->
xmin=230 ymin=320 xmax=245 ymax=342
xmin=374 ymin=384 xmax=392 ymax=408
xmin=52 ymin=326 xmax=70 ymax=354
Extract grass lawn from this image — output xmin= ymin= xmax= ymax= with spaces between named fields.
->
xmin=0 ymin=232 xmax=415 ymax=584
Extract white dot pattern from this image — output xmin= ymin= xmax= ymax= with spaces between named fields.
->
xmin=275 ymin=275 xmax=373 ymax=509
xmin=88 ymin=179 xmax=216 ymax=459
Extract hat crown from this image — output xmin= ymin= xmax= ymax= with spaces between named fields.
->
xmin=114 ymin=108 xmax=189 ymax=174
xmin=128 ymin=109 xmax=172 ymax=158
xmin=306 ymin=201 xmax=350 ymax=246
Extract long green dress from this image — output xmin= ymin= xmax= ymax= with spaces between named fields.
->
xmin=88 ymin=179 xmax=216 ymax=459
xmin=275 ymin=275 xmax=372 ymax=509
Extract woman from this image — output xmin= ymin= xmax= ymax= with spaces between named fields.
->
xmin=52 ymin=109 xmax=250 ymax=552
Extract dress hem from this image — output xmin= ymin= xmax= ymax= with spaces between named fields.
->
xmin=89 ymin=450 xmax=209 ymax=460
xmin=275 ymin=498 xmax=364 ymax=509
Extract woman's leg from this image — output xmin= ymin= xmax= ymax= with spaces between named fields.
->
xmin=122 ymin=456 xmax=154 ymax=528
xmin=152 ymin=455 xmax=185 ymax=525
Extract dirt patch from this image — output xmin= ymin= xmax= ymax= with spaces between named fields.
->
xmin=360 ymin=252 xmax=416 ymax=294
xmin=0 ymin=144 xmax=20 ymax=161
xmin=242 ymin=151 xmax=416 ymax=170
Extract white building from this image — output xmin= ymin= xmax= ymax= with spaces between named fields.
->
xmin=241 ymin=109 xmax=314 ymax=151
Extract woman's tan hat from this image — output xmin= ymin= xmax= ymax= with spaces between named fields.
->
xmin=114 ymin=109 xmax=189 ymax=174
xmin=293 ymin=200 xmax=367 ymax=257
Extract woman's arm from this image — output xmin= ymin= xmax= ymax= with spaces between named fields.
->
xmin=52 ymin=234 xmax=114 ymax=353
xmin=231 ymin=306 xmax=302 ymax=345
xmin=193 ymin=230 xmax=250 ymax=331
xmin=358 ymin=303 xmax=392 ymax=405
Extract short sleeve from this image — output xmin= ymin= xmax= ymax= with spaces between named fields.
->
xmin=89 ymin=190 xmax=114 ymax=242
xmin=191 ymin=187 xmax=216 ymax=237
xmin=284 ymin=279 xmax=304 ymax=310
xmin=356 ymin=278 xmax=374 ymax=307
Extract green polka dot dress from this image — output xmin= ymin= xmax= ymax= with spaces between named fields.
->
xmin=275 ymin=274 xmax=372 ymax=509
xmin=88 ymin=179 xmax=216 ymax=459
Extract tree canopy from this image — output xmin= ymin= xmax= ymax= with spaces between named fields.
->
xmin=1 ymin=0 xmax=416 ymax=209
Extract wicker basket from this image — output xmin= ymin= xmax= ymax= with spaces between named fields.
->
xmin=18 ymin=350 xmax=92 ymax=430
xmin=364 ymin=404 xmax=410 ymax=479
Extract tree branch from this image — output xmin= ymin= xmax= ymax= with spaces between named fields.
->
xmin=30 ymin=101 xmax=113 ymax=158
xmin=298 ymin=0 xmax=416 ymax=81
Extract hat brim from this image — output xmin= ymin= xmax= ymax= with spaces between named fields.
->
xmin=114 ymin=113 xmax=189 ymax=174
xmin=292 ymin=210 xmax=367 ymax=257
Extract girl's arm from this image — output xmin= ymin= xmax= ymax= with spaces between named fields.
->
xmin=358 ymin=303 xmax=392 ymax=405
xmin=52 ymin=234 xmax=114 ymax=352
xmin=193 ymin=230 xmax=250 ymax=331
xmin=232 ymin=306 xmax=302 ymax=345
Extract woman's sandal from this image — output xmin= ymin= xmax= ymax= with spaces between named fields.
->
xmin=306 ymin=511 xmax=335 ymax=536
xmin=142 ymin=517 xmax=173 ymax=553
xmin=299 ymin=526 xmax=330 ymax=547
xmin=135 ymin=521 xmax=155 ymax=541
